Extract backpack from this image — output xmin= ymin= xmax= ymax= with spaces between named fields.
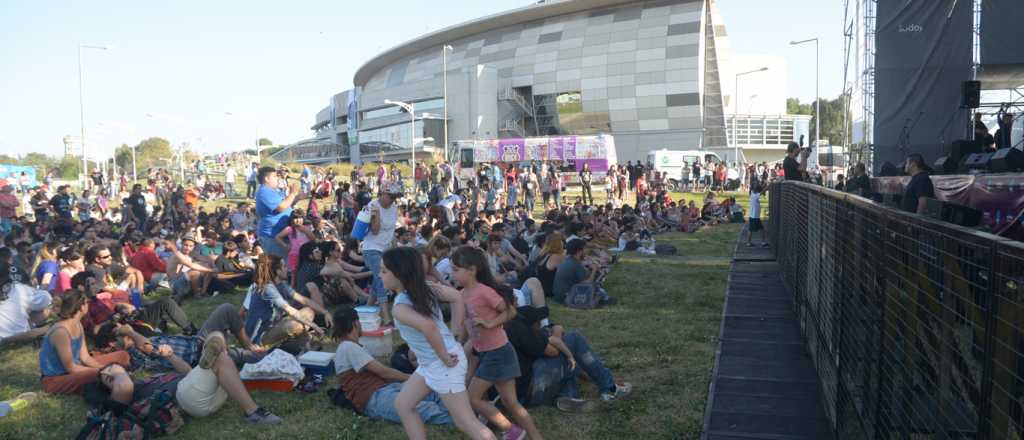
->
xmin=564 ymin=282 xmax=599 ymax=309
xmin=76 ymin=384 xmax=185 ymax=440
xmin=655 ymin=244 xmax=678 ymax=256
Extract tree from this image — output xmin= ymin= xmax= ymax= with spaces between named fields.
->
xmin=258 ymin=138 xmax=273 ymax=146
xmin=787 ymin=98 xmax=813 ymax=115
xmin=56 ymin=155 xmax=81 ymax=180
xmin=788 ymin=96 xmax=851 ymax=146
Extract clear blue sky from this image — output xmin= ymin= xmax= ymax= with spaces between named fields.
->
xmin=0 ymin=0 xmax=843 ymax=157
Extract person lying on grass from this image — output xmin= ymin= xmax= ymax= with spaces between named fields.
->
xmin=329 ymin=306 xmax=454 ymax=426
xmin=92 ymin=331 xmax=282 ymax=424
xmin=93 ymin=303 xmax=267 ymax=371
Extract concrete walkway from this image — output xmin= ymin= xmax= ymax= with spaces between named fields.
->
xmin=701 ymin=232 xmax=835 ymax=439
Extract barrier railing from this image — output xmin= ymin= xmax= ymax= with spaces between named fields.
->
xmin=769 ymin=181 xmax=1024 ymax=439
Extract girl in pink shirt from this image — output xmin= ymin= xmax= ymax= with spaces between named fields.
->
xmin=275 ymin=209 xmax=315 ymax=280
xmin=451 ymin=246 xmax=543 ymax=440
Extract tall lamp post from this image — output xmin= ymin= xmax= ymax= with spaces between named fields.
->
xmin=734 ymin=67 xmax=769 ymax=165
xmin=383 ymin=99 xmax=417 ymax=178
xmin=442 ymin=45 xmax=453 ymax=162
xmin=791 ymin=37 xmax=819 ymax=167
xmin=78 ymin=43 xmax=110 ymax=187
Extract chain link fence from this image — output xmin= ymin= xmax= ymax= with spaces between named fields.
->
xmin=769 ymin=181 xmax=1024 ymax=439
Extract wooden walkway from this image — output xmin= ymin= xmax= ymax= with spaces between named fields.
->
xmin=701 ymin=232 xmax=834 ymax=439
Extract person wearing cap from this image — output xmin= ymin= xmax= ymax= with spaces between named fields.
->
xmin=0 ymin=184 xmax=18 ymax=235
xmin=362 ymin=181 xmax=403 ymax=324
xmin=504 ymin=305 xmax=632 ymax=413
xmin=254 ymin=166 xmax=304 ymax=259
xmin=209 ymin=240 xmax=253 ymax=290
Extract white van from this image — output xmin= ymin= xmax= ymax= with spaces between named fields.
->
xmin=646 ymin=149 xmax=723 ymax=190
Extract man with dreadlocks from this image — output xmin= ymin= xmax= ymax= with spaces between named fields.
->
xmin=242 ymin=254 xmax=333 ymax=354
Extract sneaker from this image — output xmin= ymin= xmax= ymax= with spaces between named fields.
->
xmin=761 ymin=242 xmax=770 ymax=248
xmin=245 ymin=407 xmax=283 ymax=425
xmin=503 ymin=424 xmax=526 ymax=440
xmin=199 ymin=332 xmax=226 ymax=369
xmin=601 ymin=382 xmax=634 ymax=402
xmin=556 ymin=396 xmax=598 ymax=413
xmin=746 ymin=242 xmax=754 ymax=247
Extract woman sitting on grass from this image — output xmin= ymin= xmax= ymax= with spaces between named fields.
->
xmin=38 ymin=290 xmax=130 ymax=395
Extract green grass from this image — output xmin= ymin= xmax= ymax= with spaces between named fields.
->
xmin=0 ymin=190 xmax=741 ymax=440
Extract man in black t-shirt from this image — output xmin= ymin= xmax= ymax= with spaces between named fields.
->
xmin=901 ymin=154 xmax=934 ymax=214
xmin=505 ymin=306 xmax=632 ymax=412
xmin=50 ymin=185 xmax=72 ymax=219
xmin=845 ymin=163 xmax=873 ymax=198
xmin=126 ymin=184 xmax=148 ymax=226
xmin=30 ymin=189 xmax=49 ymax=221
xmin=90 ymin=170 xmax=104 ymax=190
xmin=783 ymin=142 xmax=808 ymax=181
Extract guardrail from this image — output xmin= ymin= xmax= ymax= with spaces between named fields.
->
xmin=769 ymin=180 xmax=1024 ymax=439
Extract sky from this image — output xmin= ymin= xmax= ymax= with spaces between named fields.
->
xmin=0 ymin=0 xmax=845 ymax=158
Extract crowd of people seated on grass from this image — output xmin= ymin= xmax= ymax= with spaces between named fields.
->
xmin=0 ymin=158 xmax=787 ymax=438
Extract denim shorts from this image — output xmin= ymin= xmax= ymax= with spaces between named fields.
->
xmin=475 ymin=342 xmax=521 ymax=382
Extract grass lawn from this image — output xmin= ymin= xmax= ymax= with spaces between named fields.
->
xmin=0 ymin=189 xmax=743 ymax=439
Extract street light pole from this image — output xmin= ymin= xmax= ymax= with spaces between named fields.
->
xmin=734 ymin=67 xmax=769 ymax=165
xmin=442 ymin=45 xmax=453 ymax=162
xmin=131 ymin=144 xmax=137 ymax=183
xmin=384 ymin=99 xmax=416 ymax=184
xmin=791 ymin=38 xmax=820 ymax=165
xmin=78 ymin=44 xmax=109 ymax=188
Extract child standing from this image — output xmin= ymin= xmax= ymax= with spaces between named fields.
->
xmin=746 ymin=183 xmax=768 ymax=247
xmin=275 ymin=209 xmax=314 ymax=282
xmin=451 ymin=246 xmax=543 ymax=440
xmin=384 ymin=247 xmax=495 ymax=440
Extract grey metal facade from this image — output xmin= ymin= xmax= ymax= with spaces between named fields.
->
xmin=298 ymin=0 xmax=728 ymax=164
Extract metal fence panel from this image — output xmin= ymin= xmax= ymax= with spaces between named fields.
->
xmin=770 ymin=181 xmax=1020 ymax=440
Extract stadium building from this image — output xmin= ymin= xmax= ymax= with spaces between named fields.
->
xmin=276 ymin=0 xmax=801 ymax=165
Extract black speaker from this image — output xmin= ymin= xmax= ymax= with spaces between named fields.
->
xmin=962 ymin=152 xmax=993 ymax=172
xmin=879 ymin=161 xmax=904 ymax=177
xmin=950 ymin=139 xmax=983 ymax=161
xmin=933 ymin=156 xmax=957 ymax=174
xmin=962 ymin=81 xmax=981 ymax=109
xmin=922 ymin=198 xmax=982 ymax=227
xmin=989 ymin=148 xmax=1024 ymax=173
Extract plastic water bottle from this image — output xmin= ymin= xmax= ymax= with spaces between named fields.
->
xmin=351 ymin=209 xmax=373 ymax=240
xmin=129 ymin=288 xmax=143 ymax=308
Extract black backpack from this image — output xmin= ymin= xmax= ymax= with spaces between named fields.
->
xmin=655 ymin=244 xmax=678 ymax=256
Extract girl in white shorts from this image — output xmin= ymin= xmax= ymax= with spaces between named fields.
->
xmin=383 ymin=247 xmax=496 ymax=440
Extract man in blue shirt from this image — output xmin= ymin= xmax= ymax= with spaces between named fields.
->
xmin=254 ymin=166 xmax=303 ymax=258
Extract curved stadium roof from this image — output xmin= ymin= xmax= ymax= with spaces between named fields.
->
xmin=353 ymin=0 xmax=651 ymax=86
